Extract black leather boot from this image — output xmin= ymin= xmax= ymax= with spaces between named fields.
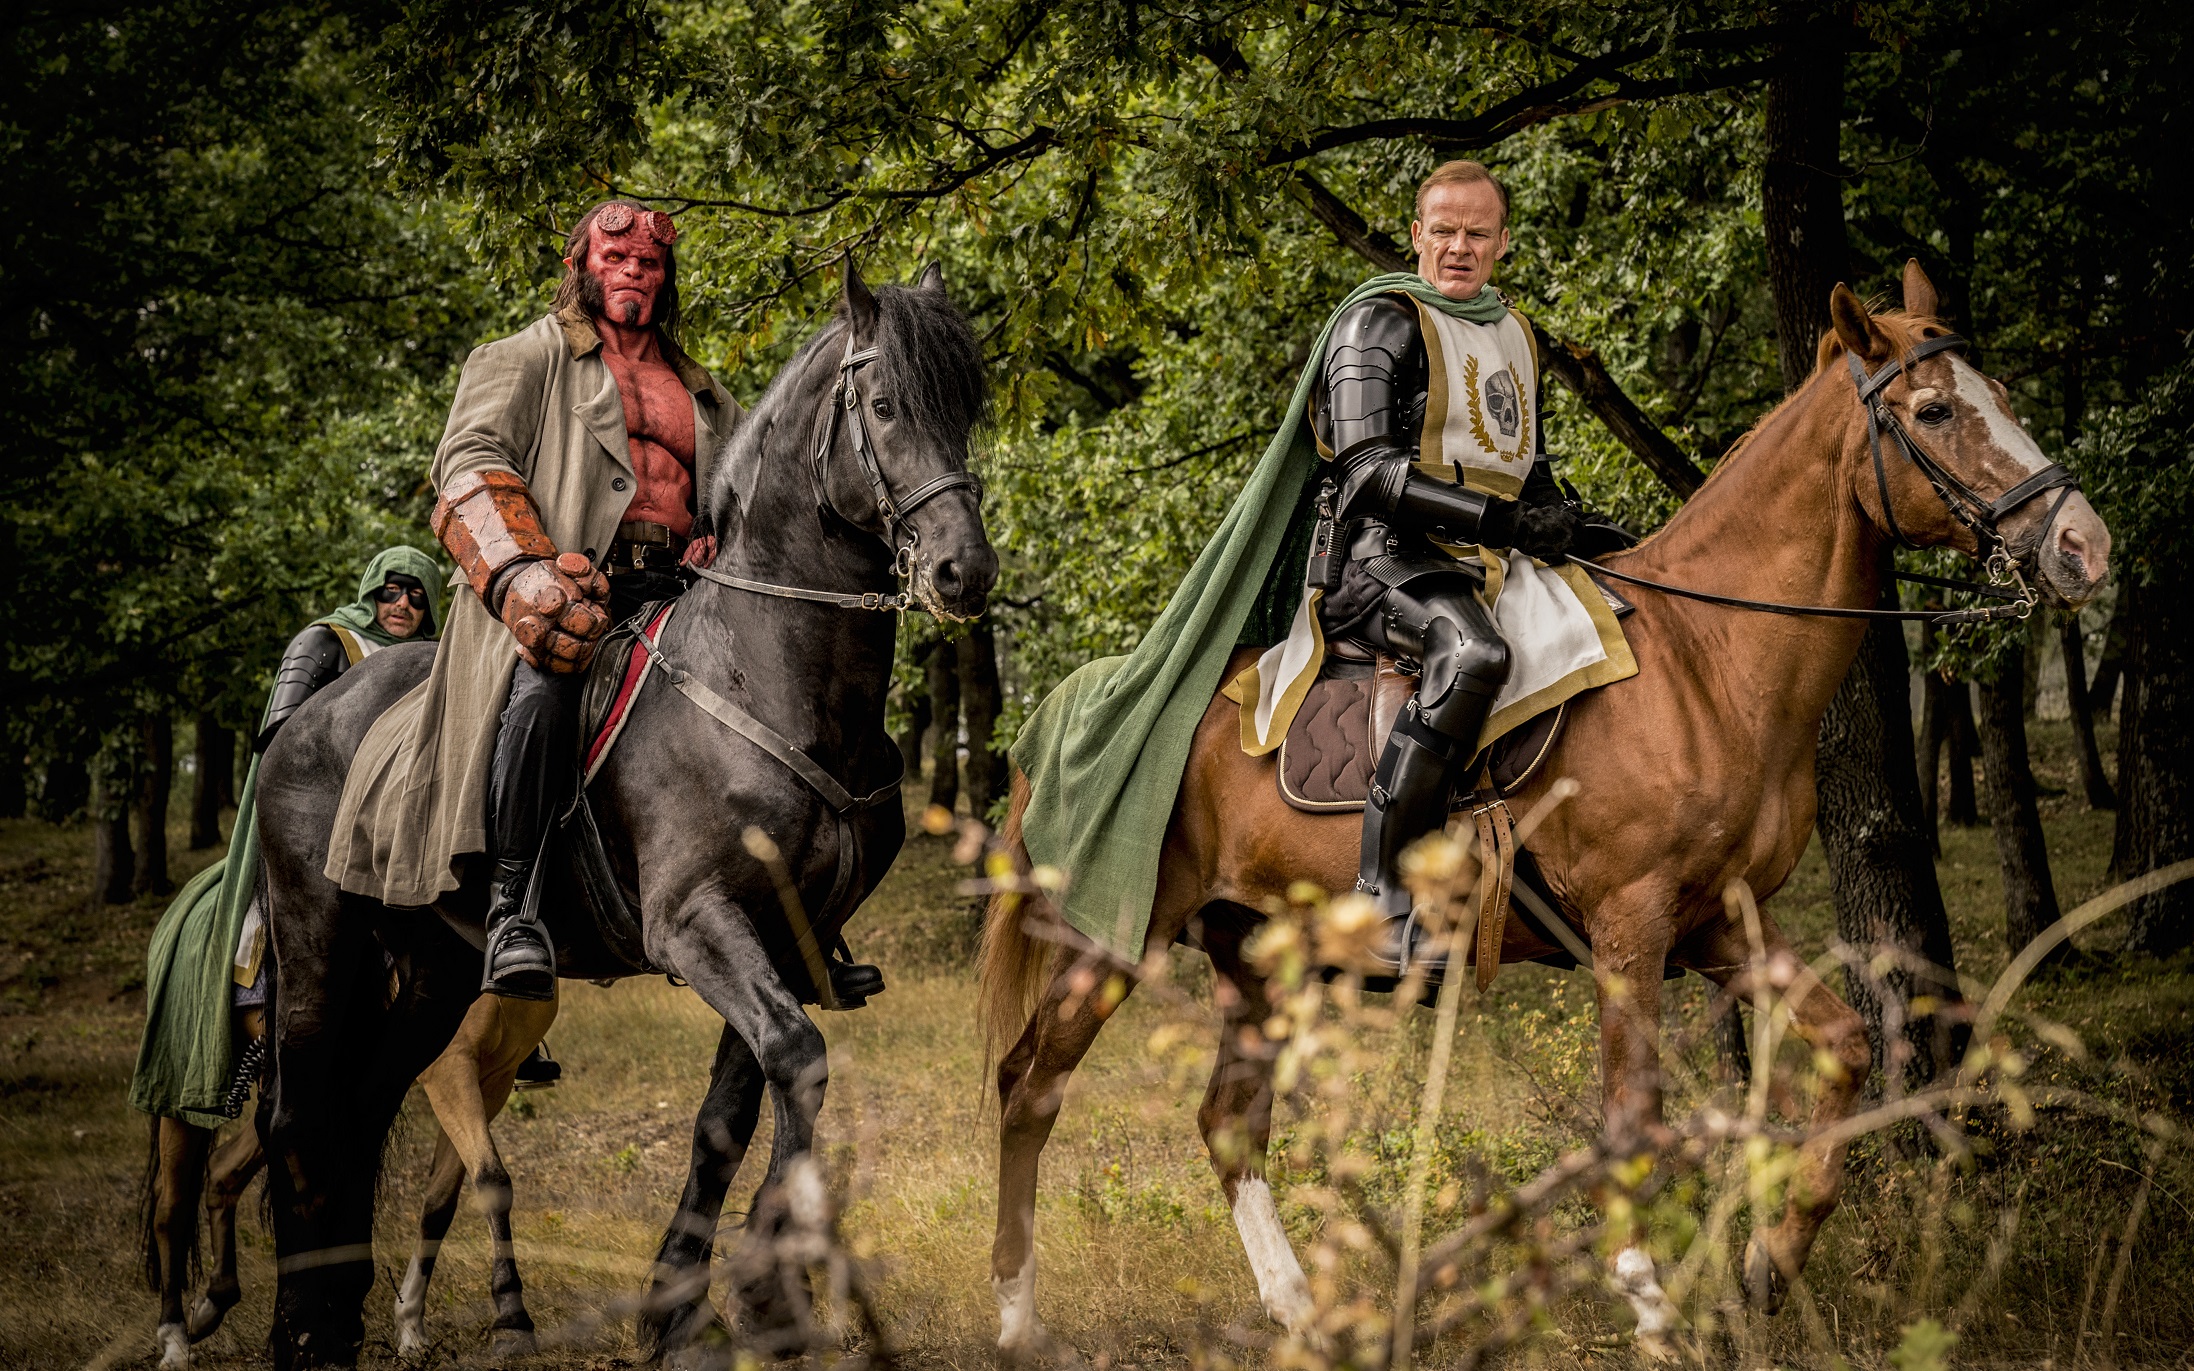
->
xmin=481 ymin=854 xmax=557 ymax=1001
xmin=514 ymin=1041 xmax=561 ymax=1088
xmin=1355 ymin=607 xmax=1507 ymax=977
xmin=1357 ymin=703 xmax=1469 ymax=974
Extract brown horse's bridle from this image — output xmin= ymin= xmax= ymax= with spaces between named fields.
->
xmin=1589 ymin=334 xmax=2081 ymax=627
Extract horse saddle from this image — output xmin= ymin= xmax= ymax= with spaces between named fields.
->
xmin=1276 ymin=645 xmax=1567 ymax=814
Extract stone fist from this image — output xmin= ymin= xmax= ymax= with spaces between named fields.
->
xmin=499 ymin=553 xmax=610 ymax=672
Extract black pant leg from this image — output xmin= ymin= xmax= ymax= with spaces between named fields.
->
xmin=490 ymin=664 xmax=581 ymax=865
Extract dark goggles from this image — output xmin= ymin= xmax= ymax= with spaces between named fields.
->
xmin=373 ymin=584 xmax=430 ymax=609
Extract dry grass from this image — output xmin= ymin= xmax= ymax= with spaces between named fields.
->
xmin=1 ymin=718 xmax=2189 ymax=1369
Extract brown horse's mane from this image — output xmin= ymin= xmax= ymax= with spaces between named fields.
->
xmin=1622 ymin=305 xmax=1953 ymax=549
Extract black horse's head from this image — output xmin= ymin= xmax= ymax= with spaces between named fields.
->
xmin=706 ymin=262 xmax=998 ymax=621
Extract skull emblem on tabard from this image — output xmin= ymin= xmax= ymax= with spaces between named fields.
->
xmin=1483 ymin=367 xmax=1521 ymax=438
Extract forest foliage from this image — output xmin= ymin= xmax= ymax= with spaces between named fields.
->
xmin=3 ymin=0 xmax=2189 ymax=927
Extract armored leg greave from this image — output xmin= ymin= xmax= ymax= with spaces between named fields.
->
xmin=481 ymin=663 xmax=580 ymax=1000
xmin=1355 ymin=582 xmax=1511 ymax=973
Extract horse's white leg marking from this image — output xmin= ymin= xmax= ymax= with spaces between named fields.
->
xmin=393 ymin=1250 xmax=432 ymax=1358
xmin=993 ymin=1249 xmax=1043 ymax=1353
xmin=1612 ymin=1245 xmax=1680 ymax=1345
xmin=157 ymin=1321 xmax=188 ymax=1371
xmin=1232 ymin=1176 xmax=1314 ymax=1330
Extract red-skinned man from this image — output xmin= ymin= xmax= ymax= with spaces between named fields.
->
xmin=325 ymin=201 xmax=738 ymax=997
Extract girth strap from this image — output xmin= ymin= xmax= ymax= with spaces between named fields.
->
xmin=645 ymin=634 xmax=901 ymax=931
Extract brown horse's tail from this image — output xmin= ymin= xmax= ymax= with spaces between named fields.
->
xmin=977 ymin=768 xmax=1052 ymax=1082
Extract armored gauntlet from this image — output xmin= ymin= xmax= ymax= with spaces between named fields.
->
xmin=431 ymin=470 xmax=610 ymax=672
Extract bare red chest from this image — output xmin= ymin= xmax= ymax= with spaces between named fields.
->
xmin=604 ymin=352 xmax=698 ymax=536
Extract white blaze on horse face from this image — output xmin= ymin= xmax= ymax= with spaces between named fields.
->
xmin=1949 ymin=357 xmax=2053 ymax=474
xmin=1612 ymin=1245 xmax=1680 ymax=1338
xmin=994 ymin=1250 xmax=1043 ymax=1352
xmin=1231 ymin=1176 xmax=1315 ymax=1330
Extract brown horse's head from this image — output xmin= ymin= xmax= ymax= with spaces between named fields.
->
xmin=1818 ymin=261 xmax=2111 ymax=607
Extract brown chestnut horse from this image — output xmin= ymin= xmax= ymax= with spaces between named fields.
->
xmin=978 ymin=265 xmax=2112 ymax=1353
xmin=142 ymin=990 xmax=556 ymax=1368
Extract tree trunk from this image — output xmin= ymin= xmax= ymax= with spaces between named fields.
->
xmin=1975 ymin=643 xmax=2062 ymax=960
xmin=2088 ymin=592 xmax=2131 ymax=722
xmin=2060 ymin=612 xmax=2116 ymax=809
xmin=1762 ymin=13 xmax=1849 ymax=392
xmin=926 ymin=635 xmax=961 ymax=813
xmin=0 ymin=740 xmax=23 ymax=820
xmin=2112 ymin=581 xmax=2194 ymax=953
xmin=1816 ymin=614 xmax=1966 ymax=1092
xmin=189 ymin=713 xmax=232 ymax=849
xmin=1944 ymin=683 xmax=1981 ymax=826
xmin=958 ymin=623 xmax=1007 ymax=821
xmin=133 ymin=712 xmax=174 ymax=897
xmin=1918 ymin=671 xmax=1949 ymax=852
xmin=89 ymin=740 xmax=136 ymax=906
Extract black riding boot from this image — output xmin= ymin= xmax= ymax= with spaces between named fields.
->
xmin=482 ymin=662 xmax=577 ymax=1001
xmin=482 ymin=852 xmax=557 ymax=1001
xmin=1356 ymin=614 xmax=1506 ymax=975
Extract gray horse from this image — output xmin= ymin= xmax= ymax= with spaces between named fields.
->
xmin=249 ymin=264 xmax=995 ymax=1368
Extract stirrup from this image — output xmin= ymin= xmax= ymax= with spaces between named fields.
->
xmin=482 ymin=919 xmax=557 ymax=1001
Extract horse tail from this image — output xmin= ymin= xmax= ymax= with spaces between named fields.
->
xmin=977 ymin=768 xmax=1051 ymax=1081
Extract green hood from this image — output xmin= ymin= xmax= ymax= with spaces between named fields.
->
xmin=311 ymin=545 xmax=446 ymax=647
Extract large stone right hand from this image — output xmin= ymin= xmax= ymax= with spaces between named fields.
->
xmin=499 ymin=553 xmax=610 ymax=672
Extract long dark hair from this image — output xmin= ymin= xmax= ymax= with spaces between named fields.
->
xmin=551 ymin=199 xmax=682 ymax=344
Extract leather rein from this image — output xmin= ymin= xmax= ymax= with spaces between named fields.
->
xmin=690 ymin=338 xmax=981 ymax=615
xmin=1586 ymin=334 xmax=2080 ymax=628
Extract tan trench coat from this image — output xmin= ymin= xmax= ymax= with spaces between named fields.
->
xmin=324 ymin=307 xmax=739 ymax=906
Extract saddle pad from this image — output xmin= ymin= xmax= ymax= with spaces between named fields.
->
xmin=582 ymin=601 xmax=676 ymax=783
xmin=1277 ymin=662 xmax=1568 ymax=814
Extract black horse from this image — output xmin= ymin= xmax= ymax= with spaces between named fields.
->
xmin=250 ymin=264 xmax=996 ymax=1368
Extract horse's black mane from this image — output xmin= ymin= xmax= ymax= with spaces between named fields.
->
xmin=704 ymin=280 xmax=989 ymax=526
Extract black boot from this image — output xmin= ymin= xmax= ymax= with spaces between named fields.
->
xmin=481 ymin=854 xmax=557 ymax=1001
xmin=514 ymin=1041 xmax=561 ymax=1088
xmin=1357 ymin=702 xmax=1470 ymax=974
xmin=1355 ymin=606 xmax=1507 ymax=977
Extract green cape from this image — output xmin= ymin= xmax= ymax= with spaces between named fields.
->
xmin=1010 ymin=274 xmax=1509 ymax=955
xmin=129 ymin=546 xmax=443 ymax=1125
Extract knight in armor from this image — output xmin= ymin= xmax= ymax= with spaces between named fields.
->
xmin=1305 ymin=161 xmax=1592 ymax=972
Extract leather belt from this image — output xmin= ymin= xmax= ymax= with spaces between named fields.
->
xmin=608 ymin=521 xmax=687 ymax=571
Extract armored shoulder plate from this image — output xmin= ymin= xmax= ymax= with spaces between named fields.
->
xmin=1315 ymin=294 xmax=1428 ymax=461
xmin=257 ymin=624 xmax=348 ymax=752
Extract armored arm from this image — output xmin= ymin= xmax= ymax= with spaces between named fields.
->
xmin=432 ymin=469 xmax=610 ymax=672
xmin=1322 ymin=295 xmax=1519 ymax=547
xmin=256 ymin=626 xmax=347 ymax=752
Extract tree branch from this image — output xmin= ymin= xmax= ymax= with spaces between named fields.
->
xmin=1295 ymin=171 xmax=1704 ymax=497
xmin=1266 ymin=47 xmax=1795 ymax=165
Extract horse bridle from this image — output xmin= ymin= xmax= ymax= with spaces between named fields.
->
xmin=1591 ymin=335 xmax=2082 ymax=627
xmin=693 ymin=336 xmax=983 ymax=615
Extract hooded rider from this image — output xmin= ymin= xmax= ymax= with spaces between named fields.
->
xmin=1308 ymin=160 xmax=1589 ymax=971
xmin=133 ymin=548 xmax=447 ymax=1125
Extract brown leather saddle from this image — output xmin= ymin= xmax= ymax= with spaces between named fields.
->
xmin=1277 ymin=643 xmax=1567 ymax=814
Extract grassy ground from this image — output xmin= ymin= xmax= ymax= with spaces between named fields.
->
xmin=2 ymin=718 xmax=2189 ymax=1369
